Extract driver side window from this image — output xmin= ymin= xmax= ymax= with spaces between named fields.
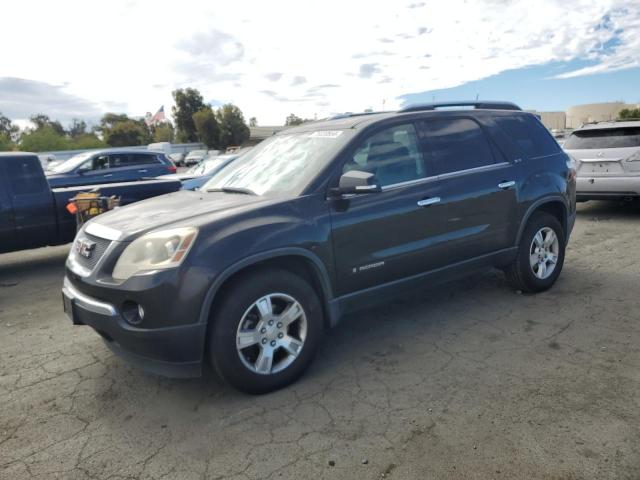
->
xmin=343 ymin=123 xmax=427 ymax=187
xmin=79 ymin=155 xmax=109 ymax=172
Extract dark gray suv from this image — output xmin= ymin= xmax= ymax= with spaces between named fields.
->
xmin=62 ymin=101 xmax=576 ymax=393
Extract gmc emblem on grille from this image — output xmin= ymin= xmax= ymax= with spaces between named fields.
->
xmin=75 ymin=239 xmax=96 ymax=259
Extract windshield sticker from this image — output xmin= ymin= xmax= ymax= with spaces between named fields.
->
xmin=309 ymin=130 xmax=343 ymax=138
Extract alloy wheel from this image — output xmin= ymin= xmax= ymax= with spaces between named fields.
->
xmin=235 ymin=293 xmax=307 ymax=375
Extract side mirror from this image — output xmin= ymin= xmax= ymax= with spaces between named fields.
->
xmin=76 ymin=168 xmax=89 ymax=175
xmin=330 ymin=170 xmax=381 ymax=196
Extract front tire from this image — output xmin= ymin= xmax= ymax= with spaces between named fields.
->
xmin=208 ymin=269 xmax=323 ymax=394
xmin=504 ymin=212 xmax=565 ymax=293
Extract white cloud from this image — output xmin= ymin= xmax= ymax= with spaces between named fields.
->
xmin=0 ymin=0 xmax=638 ymax=125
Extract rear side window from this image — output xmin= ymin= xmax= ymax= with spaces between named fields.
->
xmin=109 ymin=153 xmax=159 ymax=167
xmin=564 ymin=127 xmax=640 ymax=149
xmin=495 ymin=115 xmax=560 ymax=158
xmin=420 ymin=118 xmax=495 ymax=175
xmin=4 ymin=156 xmax=49 ymax=196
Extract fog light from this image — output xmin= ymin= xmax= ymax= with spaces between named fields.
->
xmin=122 ymin=301 xmax=144 ymax=325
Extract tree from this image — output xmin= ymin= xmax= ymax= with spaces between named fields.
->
xmin=249 ymin=117 xmax=257 ymax=127
xmin=103 ymin=120 xmax=151 ymax=147
xmin=152 ymin=123 xmax=174 ymax=142
xmin=30 ymin=114 xmax=65 ymax=136
xmin=192 ymin=108 xmax=219 ymax=148
xmin=172 ymin=88 xmax=206 ymax=142
xmin=68 ymin=119 xmax=88 ymax=138
xmin=0 ymin=133 xmax=13 ymax=151
xmin=69 ymin=133 xmax=106 ymax=149
xmin=619 ymin=108 xmax=640 ymax=120
xmin=20 ymin=126 xmax=69 ymax=152
xmin=285 ymin=113 xmax=312 ymax=126
xmin=217 ymin=104 xmax=250 ymax=149
xmin=0 ymin=111 xmax=18 ymax=139
xmin=98 ymin=113 xmax=152 ymax=147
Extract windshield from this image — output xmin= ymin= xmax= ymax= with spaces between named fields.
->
xmin=203 ymin=130 xmax=351 ymax=195
xmin=186 ymin=150 xmax=206 ymax=158
xmin=186 ymin=156 xmax=229 ymax=176
xmin=49 ymin=152 xmax=94 ymax=173
xmin=564 ymin=127 xmax=640 ymax=149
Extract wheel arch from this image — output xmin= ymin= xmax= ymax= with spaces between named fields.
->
xmin=199 ymin=248 xmax=337 ymax=330
xmin=516 ymin=197 xmax=568 ymax=246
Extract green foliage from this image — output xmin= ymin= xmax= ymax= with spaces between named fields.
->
xmin=68 ymin=119 xmax=88 ymax=138
xmin=69 ymin=133 xmax=106 ymax=149
xmin=30 ymin=114 xmax=66 ymax=136
xmin=20 ymin=125 xmax=69 ymax=152
xmin=153 ymin=123 xmax=174 ymax=142
xmin=100 ymin=113 xmax=131 ymax=130
xmin=285 ymin=113 xmax=312 ymax=126
xmin=217 ymin=104 xmax=250 ymax=149
xmin=0 ymin=133 xmax=13 ymax=151
xmin=98 ymin=113 xmax=151 ymax=147
xmin=172 ymin=88 xmax=206 ymax=142
xmin=619 ymin=108 xmax=640 ymax=120
xmin=249 ymin=117 xmax=257 ymax=127
xmin=0 ymin=111 xmax=18 ymax=139
xmin=103 ymin=120 xmax=151 ymax=147
xmin=192 ymin=108 xmax=219 ymax=148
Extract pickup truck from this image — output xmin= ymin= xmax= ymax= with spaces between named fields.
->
xmin=0 ymin=152 xmax=181 ymax=254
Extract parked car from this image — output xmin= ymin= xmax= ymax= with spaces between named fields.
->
xmin=46 ymin=149 xmax=177 ymax=188
xmin=158 ymin=154 xmax=246 ymax=190
xmin=181 ymin=152 xmax=247 ymax=190
xmin=38 ymin=153 xmax=57 ymax=169
xmin=62 ymin=101 xmax=576 ymax=393
xmin=563 ymin=120 xmax=640 ymax=201
xmin=184 ymin=149 xmax=208 ymax=166
xmin=0 ymin=152 xmax=181 ymax=254
xmin=168 ymin=152 xmax=186 ymax=167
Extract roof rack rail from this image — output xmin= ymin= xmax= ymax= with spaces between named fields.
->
xmin=329 ymin=111 xmax=386 ymax=120
xmin=399 ymin=101 xmax=522 ymax=113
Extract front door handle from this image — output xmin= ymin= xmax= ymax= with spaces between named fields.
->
xmin=417 ymin=197 xmax=441 ymax=207
xmin=138 ymin=169 xmax=148 ymax=173
xmin=103 ymin=174 xmax=113 ymax=178
xmin=498 ymin=180 xmax=515 ymax=189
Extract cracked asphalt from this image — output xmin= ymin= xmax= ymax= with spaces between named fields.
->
xmin=1 ymin=201 xmax=639 ymax=480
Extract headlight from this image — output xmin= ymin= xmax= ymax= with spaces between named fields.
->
xmin=112 ymin=227 xmax=198 ymax=280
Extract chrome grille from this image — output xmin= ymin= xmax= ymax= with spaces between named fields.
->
xmin=72 ymin=233 xmax=112 ymax=272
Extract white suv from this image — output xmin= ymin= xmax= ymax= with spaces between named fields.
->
xmin=564 ymin=120 xmax=640 ymax=201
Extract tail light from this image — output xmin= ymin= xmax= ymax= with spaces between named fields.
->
xmin=168 ymin=165 xmax=177 ymax=174
xmin=566 ymin=156 xmax=577 ymax=182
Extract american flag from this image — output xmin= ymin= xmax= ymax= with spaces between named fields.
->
xmin=147 ymin=105 xmax=165 ymax=126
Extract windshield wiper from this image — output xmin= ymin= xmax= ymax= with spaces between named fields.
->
xmin=206 ymin=186 xmax=257 ymax=195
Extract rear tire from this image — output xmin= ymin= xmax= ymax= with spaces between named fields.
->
xmin=208 ymin=268 xmax=323 ymax=394
xmin=504 ymin=212 xmax=565 ymax=293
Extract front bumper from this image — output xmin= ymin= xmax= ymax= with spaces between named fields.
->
xmin=62 ymin=277 xmax=206 ymax=378
xmin=576 ymin=176 xmax=640 ymax=200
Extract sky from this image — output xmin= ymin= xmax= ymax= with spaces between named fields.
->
xmin=0 ymin=0 xmax=639 ymax=128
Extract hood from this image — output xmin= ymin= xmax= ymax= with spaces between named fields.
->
xmin=156 ymin=173 xmax=198 ymax=181
xmin=88 ymin=189 xmax=272 ymax=240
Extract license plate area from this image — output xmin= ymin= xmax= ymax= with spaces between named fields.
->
xmin=579 ymin=162 xmax=623 ymax=175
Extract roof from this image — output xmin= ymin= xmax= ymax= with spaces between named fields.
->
xmin=279 ymin=104 xmax=529 ymax=135
xmin=0 ymin=151 xmax=38 ymax=156
xmin=577 ymin=120 xmax=640 ymax=130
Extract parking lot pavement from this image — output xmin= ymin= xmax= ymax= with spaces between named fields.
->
xmin=0 ymin=202 xmax=639 ymax=480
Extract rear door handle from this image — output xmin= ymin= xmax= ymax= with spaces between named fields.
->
xmin=417 ymin=197 xmax=441 ymax=207
xmin=138 ymin=169 xmax=148 ymax=173
xmin=103 ymin=174 xmax=113 ymax=178
xmin=498 ymin=180 xmax=515 ymax=189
